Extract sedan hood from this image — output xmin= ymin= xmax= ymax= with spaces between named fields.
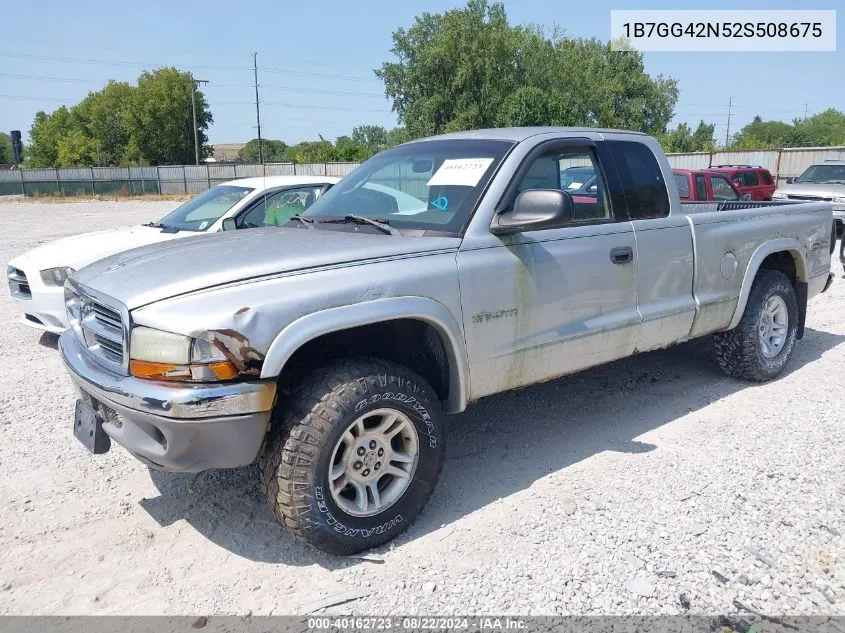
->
xmin=12 ymin=224 xmax=184 ymax=271
xmin=776 ymin=182 xmax=845 ymax=199
xmin=73 ymin=227 xmax=461 ymax=310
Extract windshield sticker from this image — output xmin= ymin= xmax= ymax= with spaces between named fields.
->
xmin=198 ymin=220 xmax=209 ymax=230
xmin=431 ymin=195 xmax=449 ymax=211
xmin=427 ymin=158 xmax=494 ymax=187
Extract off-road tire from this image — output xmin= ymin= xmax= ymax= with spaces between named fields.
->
xmin=259 ymin=357 xmax=444 ymax=555
xmin=713 ymin=270 xmax=798 ymax=381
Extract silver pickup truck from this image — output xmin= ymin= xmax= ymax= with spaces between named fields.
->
xmin=59 ymin=128 xmax=835 ymax=554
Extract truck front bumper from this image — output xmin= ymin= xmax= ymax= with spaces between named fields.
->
xmin=60 ymin=330 xmax=277 ymax=472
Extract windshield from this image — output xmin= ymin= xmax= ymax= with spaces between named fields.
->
xmin=560 ymin=166 xmax=595 ymax=191
xmin=302 ymin=139 xmax=514 ymax=235
xmin=156 ymin=185 xmax=254 ymax=231
xmin=797 ymin=164 xmax=845 ymax=184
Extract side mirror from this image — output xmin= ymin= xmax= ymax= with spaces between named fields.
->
xmin=221 ymin=218 xmax=237 ymax=231
xmin=491 ymin=189 xmax=573 ymax=235
xmin=786 ymin=177 xmax=795 ymax=184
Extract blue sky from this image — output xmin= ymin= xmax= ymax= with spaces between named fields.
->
xmin=1 ymin=0 xmax=841 ymax=146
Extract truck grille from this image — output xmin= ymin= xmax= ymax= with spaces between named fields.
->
xmin=7 ymin=266 xmax=31 ymax=299
xmin=66 ymin=282 xmax=128 ymax=374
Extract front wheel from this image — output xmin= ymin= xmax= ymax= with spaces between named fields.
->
xmin=259 ymin=357 xmax=444 ymax=555
xmin=713 ymin=270 xmax=798 ymax=381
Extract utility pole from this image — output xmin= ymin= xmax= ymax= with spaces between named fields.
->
xmin=190 ymin=73 xmax=209 ymax=165
xmin=253 ymin=52 xmax=263 ymax=164
xmin=725 ymin=96 xmax=733 ymax=147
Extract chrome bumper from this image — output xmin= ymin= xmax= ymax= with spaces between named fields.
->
xmin=60 ymin=330 xmax=277 ymax=472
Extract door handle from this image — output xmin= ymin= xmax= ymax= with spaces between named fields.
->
xmin=609 ymin=246 xmax=634 ymax=264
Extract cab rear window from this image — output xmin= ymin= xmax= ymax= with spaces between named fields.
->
xmin=673 ymin=173 xmax=690 ymax=198
xmin=607 ymin=141 xmax=670 ymax=219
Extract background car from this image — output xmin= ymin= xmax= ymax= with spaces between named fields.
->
xmin=6 ymin=175 xmax=339 ymax=334
xmin=703 ymin=165 xmax=776 ymax=200
xmin=772 ymin=159 xmax=845 ymax=239
xmin=672 ymin=169 xmax=746 ymax=201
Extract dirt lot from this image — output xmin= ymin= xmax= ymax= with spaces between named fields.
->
xmin=0 ymin=199 xmax=843 ymax=616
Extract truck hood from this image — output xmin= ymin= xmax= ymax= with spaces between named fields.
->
xmin=73 ymin=227 xmax=461 ymax=310
xmin=10 ymin=224 xmax=184 ymax=271
xmin=776 ymin=182 xmax=845 ymax=199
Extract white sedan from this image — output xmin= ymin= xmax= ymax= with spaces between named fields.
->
xmin=6 ymin=175 xmax=339 ymax=334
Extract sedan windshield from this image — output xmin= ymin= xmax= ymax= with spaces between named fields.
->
xmin=156 ymin=185 xmax=254 ymax=231
xmin=302 ymin=139 xmax=514 ymax=235
xmin=797 ymin=164 xmax=845 ymax=184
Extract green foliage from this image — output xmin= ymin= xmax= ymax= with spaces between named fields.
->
xmin=731 ymin=110 xmax=845 ymax=149
xmin=236 ymin=138 xmax=288 ymax=162
xmin=56 ymin=129 xmax=97 ymax=167
xmin=0 ymin=132 xmax=14 ymax=164
xmin=658 ymin=121 xmax=716 ymax=153
xmin=730 ymin=116 xmax=794 ymax=149
xmin=350 ymin=125 xmax=389 ymax=154
xmin=26 ymin=68 xmax=212 ymax=167
xmin=128 ymin=68 xmax=213 ymax=165
xmin=376 ymin=0 xmax=678 ymax=137
xmin=791 ymin=109 xmax=845 ymax=147
xmin=284 ymin=140 xmax=338 ymax=164
xmin=335 ymin=136 xmax=372 ymax=162
xmin=28 ymin=107 xmax=73 ymax=167
xmin=497 ymin=86 xmax=565 ymax=127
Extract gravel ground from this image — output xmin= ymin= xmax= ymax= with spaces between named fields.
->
xmin=0 ymin=198 xmax=843 ymax=617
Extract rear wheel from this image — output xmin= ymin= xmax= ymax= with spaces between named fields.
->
xmin=259 ymin=357 xmax=444 ymax=555
xmin=713 ymin=270 xmax=798 ymax=381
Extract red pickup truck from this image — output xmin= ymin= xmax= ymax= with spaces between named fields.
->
xmin=672 ymin=169 xmax=747 ymax=202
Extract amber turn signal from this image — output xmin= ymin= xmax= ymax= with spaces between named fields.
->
xmin=129 ymin=359 xmax=239 ymax=382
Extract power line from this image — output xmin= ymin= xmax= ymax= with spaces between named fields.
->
xmin=207 ymin=82 xmax=385 ymax=98
xmin=262 ymin=101 xmax=390 ymax=113
xmin=259 ymin=66 xmax=380 ymax=82
xmin=0 ymin=72 xmax=98 ymax=84
xmin=209 ymin=100 xmax=390 ymax=113
xmin=0 ymin=50 xmax=250 ymax=71
xmin=0 ymin=94 xmax=74 ymax=102
xmin=0 ymin=73 xmax=386 ymax=98
xmin=0 ymin=50 xmax=383 ymax=82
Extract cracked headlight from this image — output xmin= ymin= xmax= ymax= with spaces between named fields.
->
xmin=129 ymin=326 xmax=238 ymax=382
xmin=40 ymin=266 xmax=75 ymax=286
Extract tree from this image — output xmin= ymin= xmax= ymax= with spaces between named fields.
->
xmin=334 ymin=136 xmax=371 ymax=161
xmin=497 ymin=86 xmax=564 ymax=127
xmin=386 ymin=127 xmax=412 ymax=146
xmin=659 ymin=120 xmax=715 ymax=153
xmin=0 ymin=132 xmax=13 ymax=164
xmin=283 ymin=140 xmax=338 ymax=163
xmin=236 ymin=138 xmax=288 ymax=162
xmin=376 ymin=0 xmax=678 ymax=137
xmin=730 ymin=109 xmax=845 ymax=149
xmin=56 ymin=128 xmax=97 ymax=167
xmin=350 ymin=125 xmax=389 ymax=154
xmin=731 ymin=116 xmax=794 ymax=149
xmin=74 ymin=81 xmax=135 ymax=165
xmin=25 ymin=68 xmax=213 ymax=167
xmin=792 ymin=109 xmax=845 ymax=147
xmin=127 ymin=67 xmax=213 ymax=165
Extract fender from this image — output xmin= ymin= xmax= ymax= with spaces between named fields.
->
xmin=260 ymin=296 xmax=471 ymax=414
xmin=726 ymin=238 xmax=808 ymax=331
